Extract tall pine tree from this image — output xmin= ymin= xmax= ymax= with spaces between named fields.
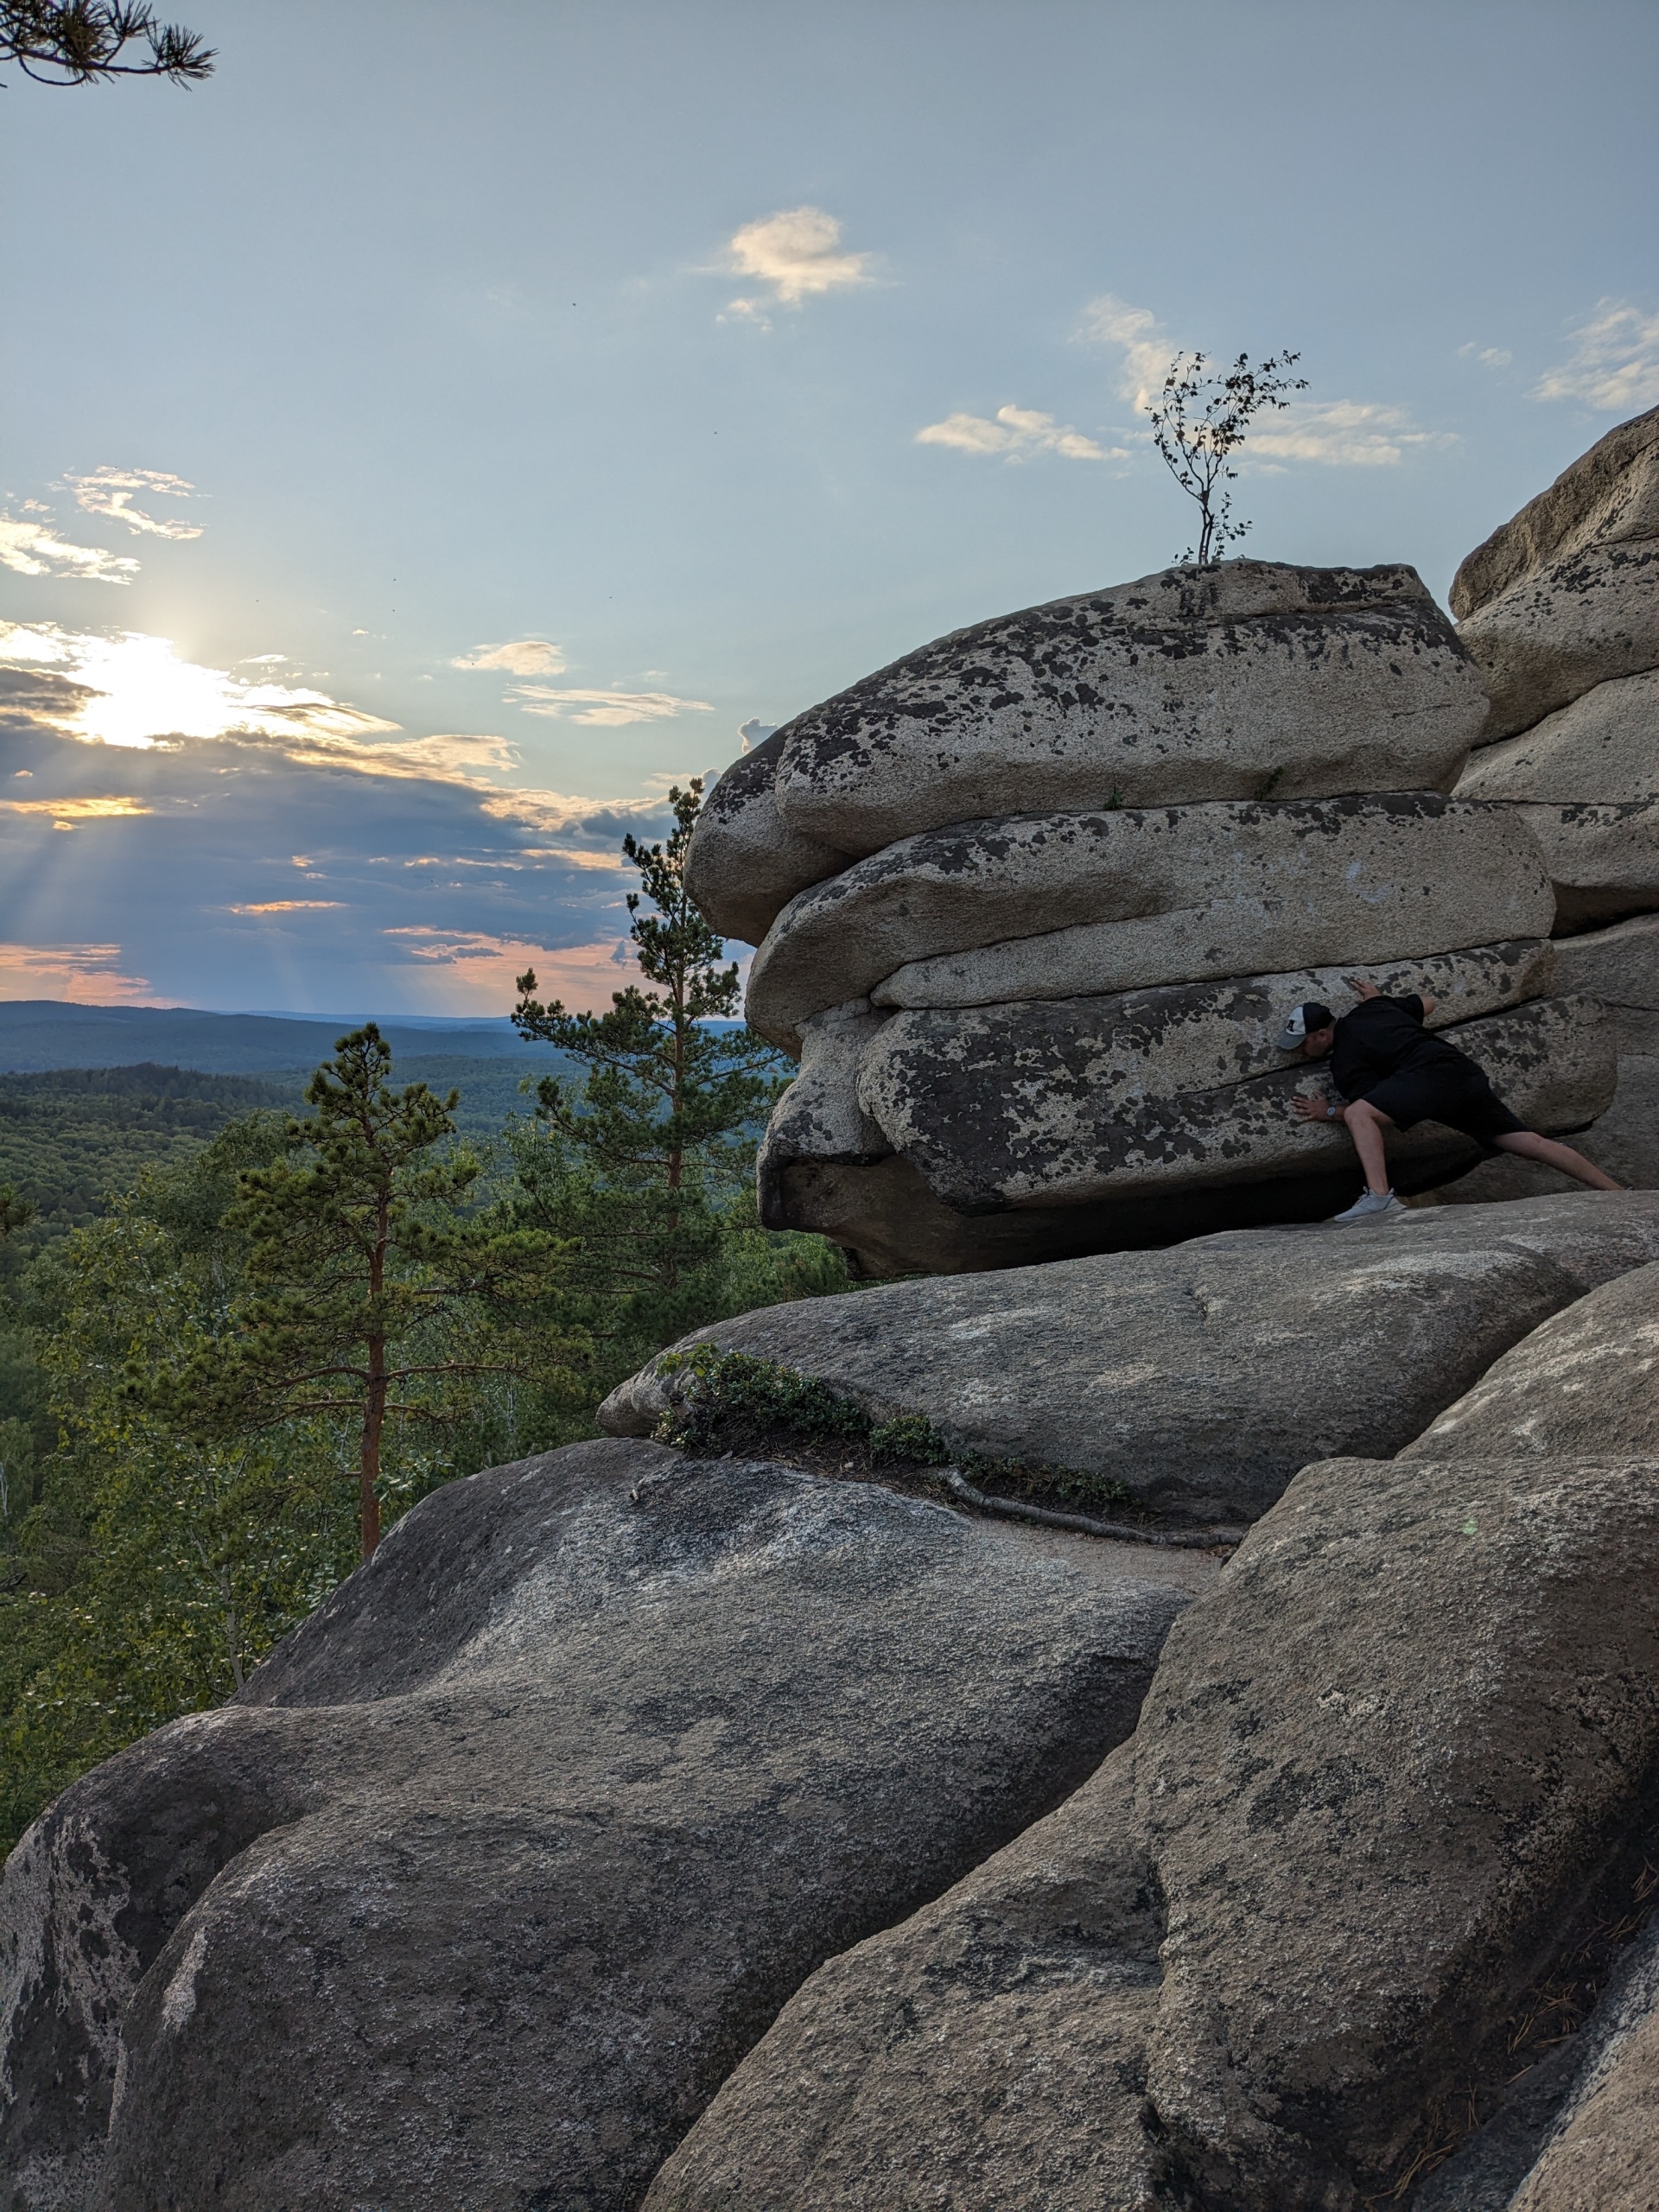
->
xmin=511 ymin=779 xmax=788 ymax=1356
xmin=149 ymin=1027 xmax=572 ymax=1559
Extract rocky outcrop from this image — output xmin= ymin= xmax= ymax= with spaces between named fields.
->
xmin=683 ymin=559 xmax=1521 ymax=1272
xmin=851 ymin=991 xmax=1602 ymax=1216
xmin=770 ymin=561 xmax=1482 ymax=858
xmin=744 ymin=794 xmax=1553 ymax=1052
xmin=1553 ymin=910 xmax=1659 ymax=1052
xmin=1459 ymin=670 xmax=1659 ymax=929
xmin=1452 ymin=404 xmax=1659 ymax=743
xmin=1401 ymin=1255 xmax=1658 ymax=1462
xmin=600 ymin=1192 xmax=1659 ymax=1525
xmin=1446 ymin=412 xmax=1659 ymax=1220
xmin=1505 ymin=1923 xmax=1659 ymax=2211
xmin=646 ymin=1439 xmax=1659 ymax=2211
xmin=685 ymin=728 xmax=851 ymax=948
xmin=0 ymin=1440 xmax=1197 ymax=2212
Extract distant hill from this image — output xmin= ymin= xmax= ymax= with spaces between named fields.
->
xmin=0 ymin=1000 xmax=569 ymax=1076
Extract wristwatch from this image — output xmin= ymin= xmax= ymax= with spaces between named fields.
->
xmin=1326 ymin=1103 xmax=1338 ymax=1119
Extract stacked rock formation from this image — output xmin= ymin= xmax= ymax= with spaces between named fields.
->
xmin=692 ymin=562 xmax=1612 ymax=1274
xmin=1455 ymin=410 xmax=1659 ymax=1044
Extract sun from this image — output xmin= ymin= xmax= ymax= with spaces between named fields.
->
xmin=0 ymin=621 xmax=402 ymax=749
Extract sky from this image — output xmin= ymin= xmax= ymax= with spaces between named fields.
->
xmin=2 ymin=0 xmax=1656 ymax=1015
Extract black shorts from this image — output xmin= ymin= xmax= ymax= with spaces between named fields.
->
xmin=1357 ymin=1064 xmax=1531 ymax=1149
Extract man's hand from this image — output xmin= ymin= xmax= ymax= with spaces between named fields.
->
xmin=1292 ymin=1092 xmax=1341 ymax=1123
xmin=1345 ymin=976 xmax=1381 ymax=1001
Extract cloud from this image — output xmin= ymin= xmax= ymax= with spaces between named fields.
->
xmin=0 ymin=621 xmax=399 ymax=747
xmin=0 ymin=514 xmax=141 ymax=584
xmin=359 ymin=733 xmax=519 ymax=777
xmin=738 ymin=718 xmax=777 ymax=751
xmin=1458 ymin=343 xmax=1514 ymax=370
xmin=66 ymin=467 xmax=203 ymax=540
xmin=0 ymin=619 xmax=701 ymax=1016
xmin=1244 ymin=399 xmax=1457 ymax=467
xmin=451 ymin=639 xmax=567 ymax=675
xmin=228 ymin=900 xmax=346 ymax=914
xmin=0 ymin=941 xmax=163 ymax=1004
xmin=1077 ymin=299 xmax=1450 ymax=467
xmin=0 ymin=794 xmax=152 ymax=830
xmin=507 ymin=685 xmax=713 ymax=727
xmin=722 ymin=207 xmax=873 ymax=319
xmin=1532 ymin=299 xmax=1659 ymax=411
xmin=916 ymin=404 xmax=1120 ymax=463
xmin=1077 ymin=293 xmax=1177 ymax=409
xmin=378 ymin=929 xmax=640 ymax=1014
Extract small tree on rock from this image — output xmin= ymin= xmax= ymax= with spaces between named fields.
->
xmin=1146 ymin=349 xmax=1307 ymax=567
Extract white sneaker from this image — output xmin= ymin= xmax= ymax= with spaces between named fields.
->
xmin=1330 ymin=1189 xmax=1407 ymax=1224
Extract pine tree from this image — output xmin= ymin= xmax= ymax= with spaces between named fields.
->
xmin=2 ymin=2 xmax=213 ymax=85
xmin=511 ymin=779 xmax=789 ymax=1354
xmin=149 ymin=1027 xmax=572 ymax=1560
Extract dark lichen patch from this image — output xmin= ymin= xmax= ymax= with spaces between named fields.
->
xmin=652 ymin=1343 xmax=1135 ymax=1516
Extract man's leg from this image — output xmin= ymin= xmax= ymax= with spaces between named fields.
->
xmin=1493 ymin=1131 xmax=1623 ymax=1192
xmin=1344 ymin=1098 xmax=1395 ymax=1196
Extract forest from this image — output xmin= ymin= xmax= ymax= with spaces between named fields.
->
xmin=0 ymin=783 xmax=849 ymax=1853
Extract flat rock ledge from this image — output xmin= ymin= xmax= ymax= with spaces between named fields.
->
xmin=600 ymin=1191 xmax=1659 ymax=1524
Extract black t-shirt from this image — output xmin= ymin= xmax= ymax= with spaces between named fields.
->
xmin=1329 ymin=995 xmax=1469 ymax=1101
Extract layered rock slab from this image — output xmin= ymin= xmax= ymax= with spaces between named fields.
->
xmin=857 ymin=990 xmax=1605 ymax=1214
xmin=600 ymin=1192 xmax=1659 ymax=1524
xmin=763 ymin=561 xmax=1483 ymax=859
xmin=746 ymin=793 xmax=1554 ymax=1052
xmin=1458 ymin=669 xmax=1659 ymax=805
xmin=0 ymin=1440 xmax=1193 ymax=2212
xmin=757 ymin=945 xmax=1555 ymax=1224
xmin=684 ymin=728 xmax=851 ymax=947
xmin=1457 ymin=669 xmax=1659 ymax=925
xmin=1553 ymin=911 xmax=1659 ymax=1052
xmin=646 ymin=1445 xmax=1659 ymax=2211
xmin=1452 ymin=404 xmax=1659 ymax=741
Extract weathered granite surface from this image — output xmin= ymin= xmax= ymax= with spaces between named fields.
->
xmin=1553 ymin=911 xmax=1659 ymax=1052
xmin=647 ymin=1442 xmax=1659 ymax=2210
xmin=1453 ymin=406 xmax=1659 ymax=743
xmin=1402 ymin=1257 xmax=1659 ymax=1462
xmin=856 ymin=993 xmax=1610 ymax=1214
xmin=1503 ymin=799 xmax=1659 ymax=929
xmin=0 ymin=1441 xmax=1193 ymax=2212
xmin=1458 ymin=668 xmax=1659 ymax=804
xmin=600 ymin=1192 xmax=1659 ymax=1523
xmin=746 ymin=794 xmax=1554 ymax=1052
xmin=762 ymin=561 xmax=1483 ymax=857
xmin=685 ymin=728 xmax=851 ymax=946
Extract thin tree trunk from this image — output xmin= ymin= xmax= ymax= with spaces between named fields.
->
xmin=360 ymin=1185 xmax=389 ymax=1560
xmin=359 ymin=1346 xmax=385 ymax=1560
xmin=219 ymin=1564 xmax=246 ymax=1691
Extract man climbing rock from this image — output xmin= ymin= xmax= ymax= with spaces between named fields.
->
xmin=1282 ymin=979 xmax=1622 ymax=1223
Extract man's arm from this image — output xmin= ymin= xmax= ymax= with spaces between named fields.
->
xmin=1292 ymin=1092 xmax=1350 ymax=1123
